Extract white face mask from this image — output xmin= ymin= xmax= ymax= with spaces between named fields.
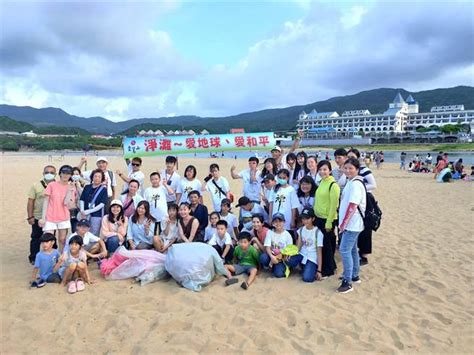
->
xmin=43 ymin=173 xmax=55 ymax=181
xmin=71 ymin=175 xmax=81 ymax=181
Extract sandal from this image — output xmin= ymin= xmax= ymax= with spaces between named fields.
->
xmin=225 ymin=278 xmax=239 ymax=286
xmin=67 ymin=281 xmax=77 ymax=294
xmin=76 ymin=278 xmax=85 ymax=292
xmin=240 ymin=281 xmax=249 ymax=290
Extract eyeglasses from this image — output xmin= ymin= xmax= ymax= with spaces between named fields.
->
xmin=132 ymin=163 xmax=141 ymax=167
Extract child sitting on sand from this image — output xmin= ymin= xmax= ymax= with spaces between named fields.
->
xmin=225 ymin=231 xmax=260 ymax=290
xmin=208 ymin=220 xmax=234 ymax=264
xmin=259 ymin=213 xmax=294 ymax=278
xmin=31 ymin=233 xmax=61 ymax=287
xmin=56 ymin=235 xmax=93 ymax=294
xmin=65 ymin=219 xmax=107 ymax=260
xmin=159 ymin=203 xmax=179 ymax=252
xmin=204 ymin=211 xmax=220 ymax=242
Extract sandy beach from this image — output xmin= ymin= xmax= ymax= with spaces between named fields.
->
xmin=1 ymin=154 xmax=473 ymax=354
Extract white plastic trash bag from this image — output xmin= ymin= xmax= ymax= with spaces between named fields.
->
xmin=164 ymin=243 xmax=228 ymax=292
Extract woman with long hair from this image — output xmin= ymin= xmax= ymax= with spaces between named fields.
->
xmin=100 ymin=199 xmax=128 ymax=254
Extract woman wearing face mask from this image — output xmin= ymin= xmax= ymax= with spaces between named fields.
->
xmin=314 ymin=160 xmax=340 ymax=277
xmin=26 ymin=165 xmax=57 ymax=264
xmin=69 ymin=167 xmax=86 ymax=233
xmin=268 ymin=169 xmax=301 ymax=234
xmin=79 ymin=169 xmax=109 ymax=236
xmin=120 ymin=179 xmax=144 ymax=219
xmin=40 ymin=165 xmax=77 ymax=253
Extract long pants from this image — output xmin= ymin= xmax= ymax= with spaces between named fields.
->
xmin=340 ymin=230 xmax=360 ymax=283
xmin=287 ymin=254 xmax=318 ymax=282
xmin=212 ymin=244 xmax=234 ymax=264
xmin=105 ymin=236 xmax=121 ymax=254
xmin=314 ymin=217 xmax=337 ymax=276
xmin=29 ymin=219 xmax=43 ymax=263
xmin=259 ymin=253 xmax=286 ymax=278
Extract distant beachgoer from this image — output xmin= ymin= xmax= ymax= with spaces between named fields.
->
xmin=400 ymin=152 xmax=407 ymax=170
xmin=425 ymin=153 xmax=433 ymax=170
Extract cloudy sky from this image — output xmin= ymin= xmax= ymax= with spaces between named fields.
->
xmin=0 ymin=0 xmax=473 ymax=121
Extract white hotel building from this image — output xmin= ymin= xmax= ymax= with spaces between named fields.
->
xmin=297 ymin=93 xmax=474 ymax=137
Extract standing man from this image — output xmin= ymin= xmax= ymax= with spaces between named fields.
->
xmin=79 ymin=156 xmax=117 ymax=206
xmin=116 ymin=157 xmax=145 ymax=196
xmin=332 ymin=148 xmax=348 ymax=188
xmin=160 ymin=156 xmax=180 ymax=206
xmin=271 ymin=130 xmax=303 ymax=170
xmin=26 ymin=165 xmax=56 ymax=264
xmin=230 ymin=156 xmax=261 ymax=203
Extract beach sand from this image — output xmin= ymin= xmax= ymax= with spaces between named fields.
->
xmin=1 ymin=154 xmax=473 ymax=354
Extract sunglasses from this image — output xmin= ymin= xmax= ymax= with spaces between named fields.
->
xmin=132 ymin=163 xmax=141 ymax=167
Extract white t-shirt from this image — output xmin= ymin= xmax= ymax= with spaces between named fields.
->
xmin=220 ymin=213 xmax=238 ymax=238
xmin=308 ymin=171 xmax=322 ymax=186
xmin=298 ymin=226 xmax=323 ymax=265
xmin=276 ymin=154 xmax=288 ymax=170
xmin=339 ymin=177 xmax=366 ymax=232
xmin=124 ymin=163 xmax=145 ymax=196
xmin=204 ymin=226 xmax=216 ymax=242
xmin=143 ymin=186 xmax=170 ymax=222
xmin=82 ymin=169 xmax=116 ymax=198
xmin=238 ymin=169 xmax=262 ymax=202
xmin=64 ymin=232 xmax=100 ymax=253
xmin=245 ymin=203 xmax=268 ymax=222
xmin=264 ymin=229 xmax=293 ymax=253
xmin=176 ymin=178 xmax=202 ymax=204
xmin=160 ymin=169 xmax=181 ymax=203
xmin=208 ymin=232 xmax=232 ymax=248
xmin=298 ymin=195 xmax=315 ymax=213
xmin=160 ymin=219 xmax=179 ymax=244
xmin=270 ymin=185 xmax=300 ymax=230
xmin=205 ymin=177 xmax=230 ymax=212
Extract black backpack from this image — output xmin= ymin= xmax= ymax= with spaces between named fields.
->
xmin=354 ymin=179 xmax=382 ymax=232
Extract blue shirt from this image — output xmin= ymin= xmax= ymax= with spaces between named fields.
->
xmin=34 ymin=250 xmax=60 ymax=280
xmin=127 ymin=219 xmax=156 ymax=245
xmin=80 ymin=184 xmax=108 ymax=218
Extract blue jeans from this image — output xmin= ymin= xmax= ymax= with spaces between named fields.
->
xmin=339 ymin=230 xmax=360 ymax=283
xmin=259 ymin=253 xmax=286 ymax=278
xmin=105 ymin=236 xmax=121 ymax=254
xmin=287 ymin=254 xmax=317 ymax=282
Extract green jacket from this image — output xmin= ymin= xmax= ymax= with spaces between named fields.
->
xmin=314 ymin=176 xmax=340 ymax=229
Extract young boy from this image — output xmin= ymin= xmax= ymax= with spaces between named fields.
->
xmin=261 ymin=174 xmax=276 ymax=214
xmin=230 ymin=157 xmax=262 ymax=203
xmin=259 ymin=213 xmax=294 ymax=278
xmin=31 ymin=233 xmax=61 ymax=287
xmin=208 ymin=220 xmax=234 ymax=264
xmin=160 ymin=156 xmax=181 ymax=205
xmin=144 ymin=172 xmax=175 ymax=232
xmin=219 ymin=199 xmax=239 ymax=241
xmin=65 ymin=219 xmax=107 ymax=260
xmin=225 ymin=232 xmax=260 ymax=290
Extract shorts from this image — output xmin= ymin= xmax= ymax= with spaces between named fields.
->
xmin=233 ymin=264 xmax=256 ymax=275
xmin=43 ymin=220 xmax=71 ymax=231
xmin=84 ymin=241 xmax=98 ymax=252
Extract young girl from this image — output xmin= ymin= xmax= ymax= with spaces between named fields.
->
xmin=268 ymin=169 xmax=300 ymax=232
xmin=286 ymin=153 xmax=297 ymax=185
xmin=297 ymin=176 xmax=316 ymax=212
xmin=176 ymin=165 xmax=202 ymax=204
xmin=250 ymin=214 xmax=270 ymax=252
xmin=292 ymin=151 xmax=309 ymax=189
xmin=79 ymin=169 xmax=108 ymax=236
xmin=261 ymin=158 xmax=278 ymax=178
xmin=287 ymin=208 xmax=323 ymax=282
xmin=143 ymin=172 xmax=175 ymax=234
xmin=56 ymin=235 xmax=92 ymax=294
xmin=100 ymin=199 xmax=128 ymax=254
xmin=40 ymin=165 xmax=77 ymax=252
xmin=314 ymin=160 xmax=340 ymax=277
xmin=177 ymin=202 xmax=203 ymax=242
xmin=204 ymin=211 xmax=220 ymax=242
xmin=120 ymin=179 xmax=143 ymax=218
xmin=306 ymin=156 xmax=321 ymax=186
xmin=219 ymin=199 xmax=239 ymax=242
xmin=127 ymin=201 xmax=161 ymax=250
xmin=159 ymin=203 xmax=179 ymax=252
xmin=259 ymin=214 xmax=294 ymax=278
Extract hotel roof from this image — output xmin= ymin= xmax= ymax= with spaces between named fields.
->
xmin=393 ymin=92 xmax=405 ymax=104
xmin=406 ymin=94 xmax=417 ymax=104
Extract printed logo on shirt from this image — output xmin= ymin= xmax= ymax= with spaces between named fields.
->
xmin=275 ymin=194 xmax=286 ymax=211
xmin=184 ymin=186 xmax=193 ymax=194
xmin=151 ymin=194 xmax=161 ymax=208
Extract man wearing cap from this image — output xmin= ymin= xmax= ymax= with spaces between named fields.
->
xmin=236 ymin=196 xmax=268 ymax=223
xmin=26 ymin=165 xmax=57 ymax=264
xmin=271 ymin=129 xmax=303 ymax=170
xmin=230 ymin=157 xmax=262 ymax=203
xmin=79 ymin=156 xmax=117 ymax=202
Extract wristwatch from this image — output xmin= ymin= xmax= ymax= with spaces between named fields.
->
xmin=26 ymin=216 xmax=34 ymax=221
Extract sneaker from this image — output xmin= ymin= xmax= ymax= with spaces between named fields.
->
xmin=31 ymin=278 xmax=46 ymax=288
xmin=338 ymin=276 xmax=362 ymax=284
xmin=336 ymin=279 xmax=353 ymax=293
xmin=359 ymin=257 xmax=368 ymax=266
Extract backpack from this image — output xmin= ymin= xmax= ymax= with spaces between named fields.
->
xmin=354 ymin=179 xmax=382 ymax=232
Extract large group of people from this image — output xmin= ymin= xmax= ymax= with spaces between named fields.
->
xmin=28 ymin=137 xmax=378 ymax=294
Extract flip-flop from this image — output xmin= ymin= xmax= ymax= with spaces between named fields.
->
xmin=67 ymin=281 xmax=77 ymax=294
xmin=240 ymin=281 xmax=249 ymax=290
xmin=225 ymin=278 xmax=239 ymax=286
xmin=76 ymin=278 xmax=85 ymax=292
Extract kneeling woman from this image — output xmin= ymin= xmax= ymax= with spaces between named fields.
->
xmin=127 ymin=200 xmax=162 ymax=250
xmin=100 ymin=199 xmax=129 ymax=254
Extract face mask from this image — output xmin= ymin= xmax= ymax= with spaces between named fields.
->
xmin=71 ymin=175 xmax=81 ymax=181
xmin=277 ymin=178 xmax=287 ymax=185
xmin=244 ymin=221 xmax=253 ymax=230
xmin=44 ymin=173 xmax=55 ymax=181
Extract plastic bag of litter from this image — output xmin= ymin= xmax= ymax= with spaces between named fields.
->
xmin=136 ymin=264 xmax=169 ymax=286
xmin=164 ymin=243 xmax=228 ymax=292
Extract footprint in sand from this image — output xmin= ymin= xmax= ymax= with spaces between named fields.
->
xmin=431 ymin=312 xmax=452 ymax=325
xmin=389 ymin=329 xmax=405 ymax=350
